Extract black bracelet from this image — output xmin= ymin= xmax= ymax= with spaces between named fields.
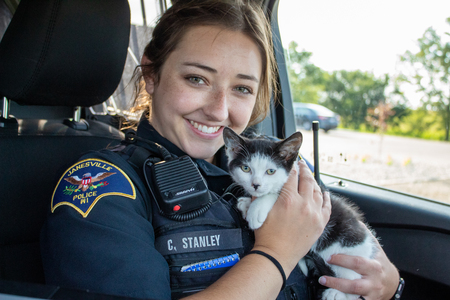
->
xmin=359 ymin=277 xmax=404 ymax=300
xmin=248 ymin=250 xmax=286 ymax=291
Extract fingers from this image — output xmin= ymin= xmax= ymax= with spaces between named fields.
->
xmin=320 ymin=252 xmax=398 ymax=299
xmin=297 ymin=160 xmax=321 ymax=201
xmin=318 ymin=276 xmax=372 ymax=297
xmin=284 ymin=167 xmax=300 ymax=194
xmin=322 ymin=190 xmax=332 ymax=219
xmin=296 ymin=160 xmax=331 ymax=219
xmin=326 ymin=254 xmax=382 ymax=276
xmin=319 ymin=253 xmax=380 ymax=295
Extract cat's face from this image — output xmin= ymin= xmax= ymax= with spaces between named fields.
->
xmin=223 ymin=128 xmax=303 ymax=197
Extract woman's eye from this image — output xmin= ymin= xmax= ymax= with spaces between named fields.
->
xmin=187 ymin=76 xmax=205 ymax=85
xmin=241 ymin=165 xmax=251 ymax=173
xmin=266 ymin=169 xmax=276 ymax=175
xmin=234 ymin=86 xmax=253 ymax=95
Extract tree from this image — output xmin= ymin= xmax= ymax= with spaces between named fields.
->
xmin=322 ymin=70 xmax=389 ymax=129
xmin=285 ymin=42 xmax=326 ymax=104
xmin=285 ymin=42 xmax=390 ymax=131
xmin=400 ymin=18 xmax=450 ymax=141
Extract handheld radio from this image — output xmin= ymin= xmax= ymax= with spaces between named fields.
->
xmin=125 ymin=131 xmax=212 ymax=221
xmin=144 ymin=155 xmax=212 ymax=221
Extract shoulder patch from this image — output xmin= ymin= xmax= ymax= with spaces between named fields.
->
xmin=52 ymin=158 xmax=136 ymax=218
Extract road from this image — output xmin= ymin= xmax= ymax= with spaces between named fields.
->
xmin=297 ymin=128 xmax=450 ymax=204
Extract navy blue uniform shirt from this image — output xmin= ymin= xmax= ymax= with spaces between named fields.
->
xmin=41 ymin=119 xmax=312 ymax=299
xmin=41 ymin=120 xmax=234 ymax=299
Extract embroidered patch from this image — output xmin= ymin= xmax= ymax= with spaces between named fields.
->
xmin=52 ymin=158 xmax=136 ymax=218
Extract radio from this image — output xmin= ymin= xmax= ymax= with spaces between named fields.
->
xmin=144 ymin=155 xmax=212 ymax=221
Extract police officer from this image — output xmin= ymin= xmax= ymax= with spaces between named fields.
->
xmin=41 ymin=0 xmax=401 ymax=299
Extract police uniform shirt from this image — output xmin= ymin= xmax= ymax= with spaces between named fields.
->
xmin=41 ymin=119 xmax=311 ymax=300
xmin=40 ymin=119 xmax=234 ymax=300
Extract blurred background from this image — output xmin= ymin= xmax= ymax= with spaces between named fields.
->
xmin=278 ymin=0 xmax=450 ymax=204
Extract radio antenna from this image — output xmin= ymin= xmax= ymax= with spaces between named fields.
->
xmin=312 ymin=121 xmax=320 ymax=184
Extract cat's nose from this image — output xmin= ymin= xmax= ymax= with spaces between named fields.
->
xmin=252 ymin=184 xmax=260 ymax=191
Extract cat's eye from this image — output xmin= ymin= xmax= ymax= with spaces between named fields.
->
xmin=240 ymin=165 xmax=251 ymax=173
xmin=266 ymin=169 xmax=276 ymax=175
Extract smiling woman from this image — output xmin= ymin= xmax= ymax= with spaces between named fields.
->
xmin=40 ymin=1 xmax=335 ymax=299
xmin=2 ymin=0 xmax=450 ymax=299
xmin=141 ymin=25 xmax=261 ymax=163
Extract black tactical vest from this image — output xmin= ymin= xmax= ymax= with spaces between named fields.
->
xmin=112 ymin=141 xmax=312 ymax=300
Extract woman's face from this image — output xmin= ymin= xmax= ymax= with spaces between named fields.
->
xmin=144 ymin=25 xmax=262 ymax=163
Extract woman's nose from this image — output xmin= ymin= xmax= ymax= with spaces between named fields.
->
xmin=203 ymin=89 xmax=229 ymax=121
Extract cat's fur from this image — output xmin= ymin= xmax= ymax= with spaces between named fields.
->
xmin=223 ymin=127 xmax=377 ymax=300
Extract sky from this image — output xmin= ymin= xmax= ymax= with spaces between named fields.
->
xmin=278 ymin=0 xmax=450 ymax=77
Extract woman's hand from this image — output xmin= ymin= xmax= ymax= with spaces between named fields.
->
xmin=253 ymin=159 xmax=332 ymax=274
xmin=318 ymin=231 xmax=400 ymax=300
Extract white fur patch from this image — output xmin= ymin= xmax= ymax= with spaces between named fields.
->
xmin=314 ymin=233 xmax=377 ymax=300
xmin=245 ymin=193 xmax=278 ymax=229
xmin=236 ymin=197 xmax=252 ymax=219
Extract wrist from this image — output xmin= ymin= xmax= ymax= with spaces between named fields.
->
xmin=390 ymin=277 xmax=405 ymax=300
xmin=248 ymin=250 xmax=286 ymax=291
xmin=251 ymin=245 xmax=296 ymax=276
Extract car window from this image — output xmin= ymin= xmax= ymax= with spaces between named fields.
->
xmin=0 ymin=0 xmax=12 ymax=41
xmin=278 ymin=0 xmax=450 ymax=205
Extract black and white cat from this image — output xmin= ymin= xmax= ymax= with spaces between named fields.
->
xmin=223 ymin=127 xmax=377 ymax=300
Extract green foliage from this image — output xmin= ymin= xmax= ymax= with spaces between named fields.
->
xmin=285 ymin=41 xmax=389 ymax=130
xmin=284 ymin=21 xmax=450 ymax=142
xmin=285 ymin=42 xmax=326 ymax=104
xmin=322 ymin=71 xmax=389 ymax=129
xmin=399 ymin=18 xmax=450 ymax=140
xmin=387 ymin=108 xmax=446 ymax=140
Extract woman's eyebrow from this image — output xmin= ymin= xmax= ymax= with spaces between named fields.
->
xmin=236 ymin=73 xmax=259 ymax=83
xmin=183 ymin=62 xmax=217 ymax=73
xmin=183 ymin=62 xmax=259 ymax=83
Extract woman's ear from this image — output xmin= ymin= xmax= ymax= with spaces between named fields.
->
xmin=141 ymin=54 xmax=155 ymax=95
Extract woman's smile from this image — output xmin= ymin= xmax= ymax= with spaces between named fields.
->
xmin=188 ymin=120 xmax=221 ymax=135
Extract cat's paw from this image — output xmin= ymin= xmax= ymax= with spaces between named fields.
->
xmin=246 ymin=203 xmax=270 ymax=230
xmin=237 ymin=197 xmax=252 ymax=219
xmin=321 ymin=289 xmax=359 ymax=300
xmin=245 ymin=194 xmax=277 ymax=230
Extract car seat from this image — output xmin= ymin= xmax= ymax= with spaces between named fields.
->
xmin=0 ymin=0 xmax=130 ymax=284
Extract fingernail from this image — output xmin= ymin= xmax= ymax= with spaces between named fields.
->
xmin=318 ymin=276 xmax=326 ymax=285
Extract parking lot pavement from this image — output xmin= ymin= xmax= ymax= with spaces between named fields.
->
xmin=297 ymin=128 xmax=450 ymax=204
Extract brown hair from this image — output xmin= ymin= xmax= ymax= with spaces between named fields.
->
xmin=133 ymin=0 xmax=277 ymax=126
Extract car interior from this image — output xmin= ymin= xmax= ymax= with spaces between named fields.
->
xmin=1 ymin=0 xmax=449 ymax=299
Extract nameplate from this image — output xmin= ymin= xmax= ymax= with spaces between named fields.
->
xmin=155 ymin=229 xmax=243 ymax=256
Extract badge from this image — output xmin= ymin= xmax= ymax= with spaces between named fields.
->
xmin=51 ymin=158 xmax=136 ymax=217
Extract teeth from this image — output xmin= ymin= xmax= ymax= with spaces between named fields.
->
xmin=190 ymin=120 xmax=220 ymax=134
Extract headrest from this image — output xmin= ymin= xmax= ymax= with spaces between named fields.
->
xmin=0 ymin=0 xmax=130 ymax=107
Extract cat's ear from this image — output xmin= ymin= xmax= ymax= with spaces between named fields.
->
xmin=277 ymin=131 xmax=303 ymax=162
xmin=223 ymin=127 xmax=246 ymax=161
